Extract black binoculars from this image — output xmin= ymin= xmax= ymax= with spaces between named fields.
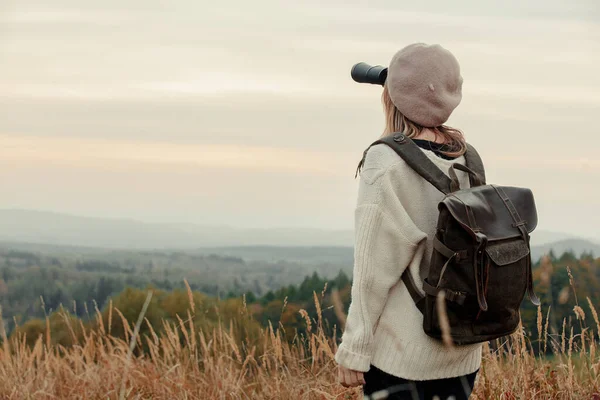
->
xmin=351 ymin=62 xmax=388 ymax=86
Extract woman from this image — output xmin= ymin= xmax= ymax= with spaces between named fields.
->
xmin=335 ymin=43 xmax=482 ymax=400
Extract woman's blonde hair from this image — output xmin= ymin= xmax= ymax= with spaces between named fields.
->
xmin=381 ymin=86 xmax=467 ymax=158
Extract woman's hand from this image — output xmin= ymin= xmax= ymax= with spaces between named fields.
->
xmin=337 ymin=364 xmax=366 ymax=387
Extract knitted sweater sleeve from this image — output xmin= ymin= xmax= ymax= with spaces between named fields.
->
xmin=335 ymin=147 xmax=428 ymax=372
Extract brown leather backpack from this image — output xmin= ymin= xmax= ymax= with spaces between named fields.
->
xmin=358 ymin=132 xmax=540 ymax=345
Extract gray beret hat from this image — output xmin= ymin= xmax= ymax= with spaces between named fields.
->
xmin=386 ymin=43 xmax=463 ymax=127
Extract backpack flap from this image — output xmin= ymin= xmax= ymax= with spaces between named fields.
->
xmin=439 ymin=185 xmax=538 ymax=241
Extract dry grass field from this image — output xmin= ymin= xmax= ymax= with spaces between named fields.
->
xmin=0 ymin=285 xmax=599 ymax=400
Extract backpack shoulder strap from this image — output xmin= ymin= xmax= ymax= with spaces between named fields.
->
xmin=401 ymin=271 xmax=426 ymax=314
xmin=358 ymin=132 xmax=452 ymax=195
xmin=464 ymin=143 xmax=486 ymax=186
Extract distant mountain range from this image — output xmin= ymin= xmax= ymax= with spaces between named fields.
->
xmin=0 ymin=209 xmax=353 ymax=249
xmin=0 ymin=210 xmax=597 ymax=260
xmin=530 ymin=238 xmax=600 ymax=261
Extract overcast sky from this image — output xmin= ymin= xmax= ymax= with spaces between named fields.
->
xmin=1 ymin=0 xmax=599 ymax=240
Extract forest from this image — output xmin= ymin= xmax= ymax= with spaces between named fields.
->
xmin=0 ymin=244 xmax=352 ymax=333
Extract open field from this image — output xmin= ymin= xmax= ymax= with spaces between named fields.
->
xmin=0 ymin=286 xmax=599 ymax=400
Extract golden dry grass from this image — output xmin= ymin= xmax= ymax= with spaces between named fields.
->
xmin=0 ymin=289 xmax=599 ymax=399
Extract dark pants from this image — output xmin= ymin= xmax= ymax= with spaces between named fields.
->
xmin=363 ymin=365 xmax=478 ymax=400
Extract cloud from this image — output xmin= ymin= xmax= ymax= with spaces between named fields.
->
xmin=1 ymin=134 xmax=354 ymax=176
xmin=0 ymin=8 xmax=131 ymax=25
xmin=137 ymin=74 xmax=324 ymax=97
xmin=466 ymin=81 xmax=600 ymax=106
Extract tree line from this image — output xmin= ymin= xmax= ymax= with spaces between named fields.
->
xmin=1 ymin=245 xmax=598 ymax=355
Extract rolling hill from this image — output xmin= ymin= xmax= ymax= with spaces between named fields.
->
xmin=0 ymin=210 xmax=597 ymax=261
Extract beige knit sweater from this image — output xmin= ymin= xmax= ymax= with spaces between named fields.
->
xmin=335 ymin=143 xmax=482 ymax=381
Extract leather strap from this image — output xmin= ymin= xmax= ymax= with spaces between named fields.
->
xmin=464 ymin=143 xmax=486 ymax=186
xmin=492 ymin=185 xmax=526 ymax=232
xmin=448 ymin=163 xmax=484 ymax=192
xmin=422 ymin=280 xmax=466 ymax=306
xmin=525 ymin=248 xmax=541 ymax=306
xmin=433 ymin=236 xmax=468 ymax=262
xmin=356 ymin=133 xmax=486 ymax=195
xmin=360 ymin=133 xmax=452 ymax=194
xmin=433 ymin=236 xmax=455 ymax=259
xmin=401 ymin=271 xmax=425 ymax=314
xmin=473 ymin=232 xmax=489 ymax=311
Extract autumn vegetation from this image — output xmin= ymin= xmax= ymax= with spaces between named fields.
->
xmin=0 ymin=253 xmax=599 ymax=398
